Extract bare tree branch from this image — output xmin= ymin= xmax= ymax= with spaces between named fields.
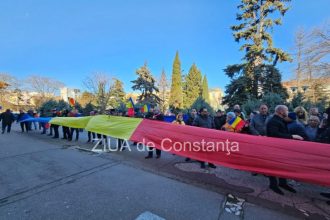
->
xmin=83 ymin=72 xmax=113 ymax=113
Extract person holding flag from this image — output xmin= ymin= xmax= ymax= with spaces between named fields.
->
xmin=126 ymin=97 xmax=135 ymax=117
xmin=222 ymin=112 xmax=245 ymax=133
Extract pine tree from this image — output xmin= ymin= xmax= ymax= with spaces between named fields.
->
xmin=290 ymin=92 xmax=305 ymax=110
xmin=182 ymin=74 xmax=188 ymax=109
xmin=131 ymin=63 xmax=160 ymax=107
xmin=190 ymin=97 xmax=214 ymax=115
xmin=184 ymin=63 xmax=202 ymax=108
xmin=39 ymin=99 xmax=58 ymax=116
xmin=223 ymin=0 xmax=291 ymax=107
xmin=109 ymin=79 xmax=126 ymax=109
xmin=201 ymin=75 xmax=210 ymax=103
xmin=256 ymin=65 xmax=288 ymax=99
xmin=158 ymin=69 xmax=169 ymax=113
xmin=169 ymin=51 xmax=183 ymax=109
xmin=82 ymin=102 xmax=96 ymax=116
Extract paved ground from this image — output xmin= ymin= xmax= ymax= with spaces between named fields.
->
xmin=0 ymin=125 xmax=329 ymax=219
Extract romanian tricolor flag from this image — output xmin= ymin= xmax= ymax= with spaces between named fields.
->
xmin=140 ymin=104 xmax=149 ymax=113
xmin=49 ymin=115 xmax=330 ymax=187
xmin=228 ymin=116 xmax=245 ymax=132
xmin=127 ymin=97 xmax=135 ymax=117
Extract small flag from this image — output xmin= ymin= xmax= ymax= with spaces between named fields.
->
xmin=127 ymin=97 xmax=135 ymax=117
xmin=228 ymin=116 xmax=245 ymax=132
xmin=68 ymin=97 xmax=75 ymax=107
xmin=141 ymin=104 xmax=149 ymax=113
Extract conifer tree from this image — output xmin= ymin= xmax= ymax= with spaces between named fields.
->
xmin=184 ymin=63 xmax=202 ymax=108
xmin=131 ymin=63 xmax=160 ymax=107
xmin=201 ymin=75 xmax=210 ymax=103
xmin=223 ymin=0 xmax=291 ymax=106
xmin=109 ymin=78 xmax=126 ymax=108
xmin=169 ymin=51 xmax=183 ymax=109
xmin=158 ymin=69 xmax=169 ymax=113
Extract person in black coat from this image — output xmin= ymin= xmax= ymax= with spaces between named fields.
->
xmin=286 ymin=112 xmax=309 ymax=140
xmin=318 ymin=107 xmax=330 ymax=205
xmin=186 ymin=108 xmax=197 ymax=126
xmin=184 ymin=108 xmax=198 ymax=162
xmin=214 ymin=110 xmax=226 ymax=130
xmin=317 ymin=107 xmax=330 ymax=144
xmin=61 ymin=109 xmax=70 ymax=140
xmin=51 ymin=110 xmax=60 ymax=139
xmin=17 ymin=110 xmax=29 ymax=132
xmin=145 ymin=107 xmax=164 ymax=159
xmin=266 ymin=105 xmax=304 ymax=195
xmin=0 ymin=109 xmax=15 ymax=134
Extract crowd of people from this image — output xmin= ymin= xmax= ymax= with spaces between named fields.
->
xmin=1 ymin=103 xmax=330 ymax=201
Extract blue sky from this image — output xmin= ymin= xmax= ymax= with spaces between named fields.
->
xmin=0 ymin=0 xmax=329 ymax=93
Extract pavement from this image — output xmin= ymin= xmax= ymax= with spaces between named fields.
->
xmin=0 ymin=125 xmax=329 ymax=220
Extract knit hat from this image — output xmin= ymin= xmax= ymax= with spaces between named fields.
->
xmin=288 ymin=112 xmax=297 ymax=120
xmin=227 ymin=112 xmax=236 ymax=118
xmin=233 ymin=109 xmax=241 ymax=113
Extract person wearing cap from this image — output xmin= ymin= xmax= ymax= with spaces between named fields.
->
xmin=222 ymin=112 xmax=236 ymax=132
xmin=233 ymin=104 xmax=246 ymax=120
xmin=286 ymin=112 xmax=308 ymax=140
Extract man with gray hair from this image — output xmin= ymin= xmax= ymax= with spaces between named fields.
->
xmin=266 ymin=105 xmax=303 ymax=195
xmin=249 ymin=104 xmax=271 ymax=136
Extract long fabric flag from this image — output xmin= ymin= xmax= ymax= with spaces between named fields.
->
xmin=19 ymin=116 xmax=52 ymax=123
xmin=49 ymin=115 xmax=330 ymax=187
